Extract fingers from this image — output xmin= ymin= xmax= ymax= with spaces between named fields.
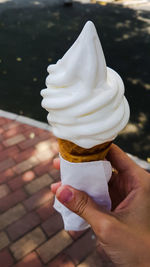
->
xmin=53 ymin=158 xmax=60 ymax=170
xmin=51 ymin=182 xmax=61 ymax=194
xmin=107 ymin=144 xmax=137 ymax=172
xmin=55 ymin=185 xmax=118 ymax=241
xmin=51 ymin=159 xmax=61 ymax=193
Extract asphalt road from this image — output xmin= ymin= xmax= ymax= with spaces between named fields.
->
xmin=0 ymin=0 xmax=150 ymax=160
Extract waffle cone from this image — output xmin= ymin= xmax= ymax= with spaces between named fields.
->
xmin=58 ymin=139 xmax=112 ymax=163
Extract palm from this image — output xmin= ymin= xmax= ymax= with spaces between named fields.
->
xmin=108 ymin=169 xmax=138 ymax=211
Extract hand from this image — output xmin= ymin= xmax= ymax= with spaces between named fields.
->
xmin=51 ymin=144 xmax=150 ymax=267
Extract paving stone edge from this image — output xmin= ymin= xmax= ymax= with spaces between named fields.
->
xmin=0 ymin=109 xmax=52 ymax=131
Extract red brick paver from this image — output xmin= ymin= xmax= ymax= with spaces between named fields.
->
xmin=37 ymin=230 xmax=72 ymax=264
xmin=0 ymin=189 xmax=27 ymax=213
xmin=24 ymin=174 xmax=53 ymax=195
xmin=49 ymin=168 xmax=60 ymax=181
xmin=6 ymin=212 xmax=41 ymax=241
xmin=2 ymin=125 xmax=23 ymax=139
xmin=0 ymin=184 xmax=10 ymax=199
xmin=14 ymin=252 xmax=43 ymax=267
xmin=0 ymin=204 xmax=26 ymax=230
xmin=13 ymin=147 xmax=36 ymax=163
xmin=0 ymin=143 xmax=4 ymax=151
xmin=47 ymin=253 xmax=75 ymax=267
xmin=0 ymin=231 xmax=10 ymax=250
xmin=0 ymin=249 xmax=14 ymax=267
xmin=2 ymin=121 xmax=20 ymax=131
xmin=0 ymin=158 xmax=15 ymax=173
xmin=7 ymin=170 xmax=36 ymax=191
xmin=33 ymin=160 xmax=53 ymax=177
xmin=0 ymin=168 xmax=15 ymax=185
xmin=78 ymin=251 xmax=105 ymax=267
xmin=3 ymin=134 xmax=26 ymax=147
xmin=10 ymin=227 xmax=46 ymax=260
xmin=65 ymin=229 xmax=97 ymax=265
xmin=36 ymin=200 xmax=55 ymax=221
xmin=0 ymin=117 xmax=9 ymax=126
xmin=0 ymin=116 xmax=103 ymax=266
xmin=41 ymin=212 xmax=63 ymax=237
xmin=23 ymin=187 xmax=52 ymax=211
xmin=13 ymin=156 xmax=39 ymax=174
xmin=0 ymin=146 xmax=20 ymax=161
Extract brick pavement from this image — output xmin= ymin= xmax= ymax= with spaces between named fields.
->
xmin=0 ymin=116 xmax=112 ymax=267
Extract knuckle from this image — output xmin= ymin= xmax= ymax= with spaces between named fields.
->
xmin=74 ymin=193 xmax=89 ymax=217
xmin=95 ymin=217 xmax=118 ymax=242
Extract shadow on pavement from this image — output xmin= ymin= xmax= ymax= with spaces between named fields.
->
xmin=0 ymin=1 xmax=150 ymax=159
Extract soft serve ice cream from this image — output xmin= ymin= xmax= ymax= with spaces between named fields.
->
xmin=41 ymin=21 xmax=130 ymax=149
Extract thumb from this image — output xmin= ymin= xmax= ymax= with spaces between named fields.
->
xmin=56 ymin=185 xmax=119 ymax=241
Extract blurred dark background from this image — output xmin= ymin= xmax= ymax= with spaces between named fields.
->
xmin=0 ymin=0 xmax=150 ymax=160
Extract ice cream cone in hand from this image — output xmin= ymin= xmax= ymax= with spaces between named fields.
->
xmin=40 ymin=21 xmax=130 ymax=231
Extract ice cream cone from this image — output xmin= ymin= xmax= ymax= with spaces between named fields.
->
xmin=58 ymin=138 xmax=112 ymax=163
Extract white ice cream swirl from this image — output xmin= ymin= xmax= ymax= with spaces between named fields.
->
xmin=41 ymin=21 xmax=130 ymax=148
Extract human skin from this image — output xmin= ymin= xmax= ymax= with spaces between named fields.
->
xmin=51 ymin=144 xmax=150 ymax=267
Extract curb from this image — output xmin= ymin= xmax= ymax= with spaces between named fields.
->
xmin=0 ymin=109 xmax=52 ymax=131
xmin=0 ymin=109 xmax=150 ymax=171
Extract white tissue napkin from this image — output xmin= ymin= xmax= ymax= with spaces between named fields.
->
xmin=54 ymin=156 xmax=112 ymax=231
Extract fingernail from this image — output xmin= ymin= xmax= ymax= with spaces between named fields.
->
xmin=58 ymin=187 xmax=73 ymax=203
